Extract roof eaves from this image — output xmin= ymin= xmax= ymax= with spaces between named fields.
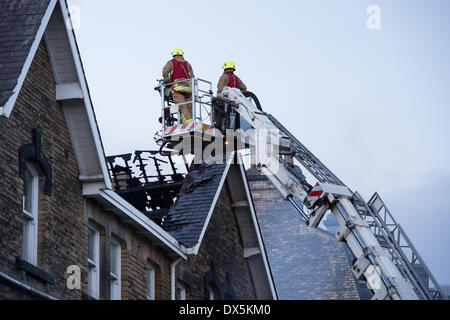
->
xmin=59 ymin=0 xmax=111 ymax=189
xmin=237 ymin=158 xmax=278 ymax=300
xmin=56 ymin=0 xmax=112 ymax=190
xmin=99 ymin=189 xmax=188 ymax=259
xmin=190 ymin=152 xmax=235 ymax=255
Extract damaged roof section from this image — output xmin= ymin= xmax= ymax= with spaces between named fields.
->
xmin=106 ymin=150 xmax=232 ymax=248
xmin=107 ymin=153 xmax=277 ymax=299
xmin=106 ymin=150 xmax=187 ymax=225
xmin=0 ymin=0 xmax=51 ymax=107
xmin=162 ymin=162 xmax=229 ymax=248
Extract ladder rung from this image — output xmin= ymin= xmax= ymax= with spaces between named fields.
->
xmin=375 ymin=234 xmax=390 ymax=248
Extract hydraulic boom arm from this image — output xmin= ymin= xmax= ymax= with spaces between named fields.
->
xmin=220 ymin=86 xmax=445 ymax=300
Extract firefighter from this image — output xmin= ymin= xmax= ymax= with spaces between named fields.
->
xmin=216 ymin=60 xmax=247 ymax=98
xmin=162 ymin=48 xmax=195 ymax=123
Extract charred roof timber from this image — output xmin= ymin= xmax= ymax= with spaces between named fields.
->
xmin=106 ymin=151 xmax=186 ymax=225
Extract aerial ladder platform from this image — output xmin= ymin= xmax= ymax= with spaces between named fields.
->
xmin=155 ymin=78 xmax=447 ymax=300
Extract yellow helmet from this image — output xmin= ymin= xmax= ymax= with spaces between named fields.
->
xmin=222 ymin=60 xmax=236 ymax=70
xmin=172 ymin=48 xmax=184 ymax=57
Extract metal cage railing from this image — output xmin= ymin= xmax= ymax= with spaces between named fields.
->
xmin=156 ymin=78 xmax=214 ymax=132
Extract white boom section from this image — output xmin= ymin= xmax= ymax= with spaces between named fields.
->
xmin=221 ymin=87 xmax=420 ymax=300
xmin=306 ymin=183 xmax=419 ymax=300
xmin=221 ymin=87 xmax=308 ymax=203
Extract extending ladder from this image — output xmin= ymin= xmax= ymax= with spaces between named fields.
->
xmin=157 ymin=82 xmax=447 ymax=300
xmin=266 ymin=112 xmax=446 ymax=300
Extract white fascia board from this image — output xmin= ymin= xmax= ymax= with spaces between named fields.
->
xmin=191 ymin=152 xmax=235 ymax=255
xmin=99 ymin=189 xmax=187 ymax=260
xmin=0 ymin=0 xmax=58 ymax=118
xmin=82 ymin=181 xmax=107 ymax=196
xmin=79 ymin=174 xmax=105 ymax=182
xmin=56 ymin=82 xmax=83 ymax=100
xmin=58 ymin=0 xmax=111 ymax=190
xmin=238 ymin=157 xmax=278 ymax=300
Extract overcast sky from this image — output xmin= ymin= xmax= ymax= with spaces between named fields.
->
xmin=67 ymin=0 xmax=450 ymax=286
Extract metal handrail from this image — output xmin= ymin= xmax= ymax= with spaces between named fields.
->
xmin=158 ymin=78 xmax=213 ymax=131
xmin=353 ymin=192 xmax=429 ymax=299
xmin=368 ymin=192 xmax=447 ymax=300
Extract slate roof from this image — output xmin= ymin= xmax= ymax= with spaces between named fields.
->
xmin=246 ymin=166 xmax=371 ymax=299
xmin=0 ymin=0 xmax=51 ymax=107
xmin=162 ymin=163 xmax=228 ymax=247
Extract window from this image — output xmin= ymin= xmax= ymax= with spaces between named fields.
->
xmin=88 ymin=225 xmax=100 ymax=299
xmin=109 ymin=240 xmax=121 ymax=300
xmin=207 ymin=284 xmax=217 ymax=300
xmin=146 ymin=264 xmax=155 ymax=300
xmin=176 ymin=282 xmax=186 ymax=300
xmin=22 ymin=162 xmax=39 ymax=265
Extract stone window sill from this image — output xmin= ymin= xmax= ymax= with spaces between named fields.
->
xmin=15 ymin=257 xmax=55 ymax=285
xmin=82 ymin=292 xmax=98 ymax=300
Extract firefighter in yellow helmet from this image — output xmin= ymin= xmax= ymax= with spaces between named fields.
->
xmin=217 ymin=60 xmax=247 ymax=98
xmin=162 ymin=48 xmax=195 ymax=123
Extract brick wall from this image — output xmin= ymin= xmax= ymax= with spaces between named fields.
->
xmin=0 ymin=38 xmax=184 ymax=301
xmin=180 ymin=184 xmax=257 ymax=300
xmin=87 ymin=199 xmax=174 ymax=300
xmin=0 ymin=40 xmax=87 ymax=299
xmin=246 ymin=168 xmax=361 ymax=300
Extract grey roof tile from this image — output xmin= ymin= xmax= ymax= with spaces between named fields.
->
xmin=161 ymin=163 xmax=228 ymax=247
xmin=0 ymin=0 xmax=51 ymax=106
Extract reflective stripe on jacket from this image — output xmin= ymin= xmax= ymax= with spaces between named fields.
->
xmin=162 ymin=57 xmax=195 ymax=94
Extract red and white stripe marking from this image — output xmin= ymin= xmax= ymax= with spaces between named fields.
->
xmin=307 ymin=182 xmax=324 ymax=203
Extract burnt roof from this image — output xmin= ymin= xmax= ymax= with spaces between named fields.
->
xmin=0 ymin=0 xmax=51 ymax=107
xmin=106 ymin=151 xmax=186 ymax=224
xmin=162 ymin=162 xmax=228 ymax=247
